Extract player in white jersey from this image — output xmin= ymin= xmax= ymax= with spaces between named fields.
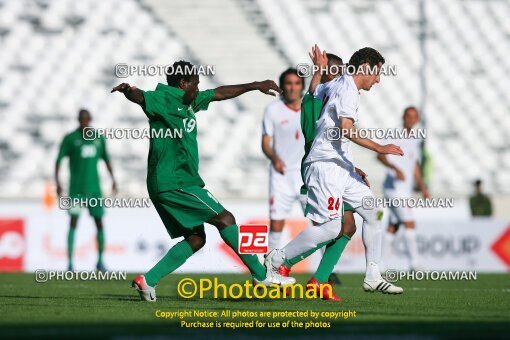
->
xmin=378 ymin=106 xmax=429 ymax=271
xmin=262 ymin=68 xmax=306 ymax=250
xmin=266 ymin=47 xmax=404 ymax=294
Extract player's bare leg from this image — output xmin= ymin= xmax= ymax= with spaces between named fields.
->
xmin=342 ymin=212 xmax=357 ymax=238
xmin=67 ymin=216 xmax=78 ymax=271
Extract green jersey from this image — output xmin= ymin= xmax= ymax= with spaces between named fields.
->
xmin=300 ymin=92 xmax=324 ymax=187
xmin=142 ymin=83 xmax=215 ymax=194
xmin=301 ymin=92 xmax=324 ymax=161
xmin=469 ymin=194 xmax=492 ymax=216
xmin=56 ymin=128 xmax=109 ymax=196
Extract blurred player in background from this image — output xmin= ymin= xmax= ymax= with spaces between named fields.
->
xmin=378 ymin=106 xmax=429 ymax=271
xmin=55 ymin=109 xmax=117 ymax=272
xmin=111 ymin=61 xmax=294 ymax=302
xmin=266 ymin=47 xmax=404 ymax=294
xmin=261 ymin=68 xmax=305 ymax=250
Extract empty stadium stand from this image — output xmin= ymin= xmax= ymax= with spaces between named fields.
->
xmin=0 ymin=0 xmax=508 ymax=200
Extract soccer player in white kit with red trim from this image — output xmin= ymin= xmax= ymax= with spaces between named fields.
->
xmin=266 ymin=47 xmax=405 ymax=294
xmin=262 ymin=68 xmax=306 ymax=250
xmin=378 ymin=106 xmax=429 ymax=271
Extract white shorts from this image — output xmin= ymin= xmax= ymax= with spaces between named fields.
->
xmin=383 ymin=189 xmax=414 ymax=224
xmin=269 ymin=168 xmax=306 ymax=220
xmin=304 ymin=160 xmax=383 ymax=224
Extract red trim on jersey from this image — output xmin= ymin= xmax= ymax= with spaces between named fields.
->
xmin=284 ymin=103 xmax=301 ymax=112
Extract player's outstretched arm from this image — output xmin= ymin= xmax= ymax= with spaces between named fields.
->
xmin=308 ymin=44 xmax=328 ymax=94
xmin=341 ymin=118 xmax=404 ymax=156
xmin=111 ymin=83 xmax=145 ymax=106
xmin=212 ymin=80 xmax=282 ymax=101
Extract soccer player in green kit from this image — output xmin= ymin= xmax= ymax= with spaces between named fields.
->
xmin=55 ymin=109 xmax=117 ymax=272
xmin=111 ymin=61 xmax=295 ymax=301
xmin=278 ymin=46 xmax=370 ymax=300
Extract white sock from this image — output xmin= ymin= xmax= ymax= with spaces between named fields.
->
xmin=362 ymin=218 xmax=383 ymax=281
xmin=404 ymin=228 xmax=419 ymax=269
xmin=353 ymin=197 xmax=384 ymax=282
xmin=278 ymin=219 xmax=341 ymax=266
xmin=381 ymin=232 xmax=396 ymax=271
xmin=318 ymin=244 xmax=326 ymax=256
xmin=268 ymin=231 xmax=282 ymax=250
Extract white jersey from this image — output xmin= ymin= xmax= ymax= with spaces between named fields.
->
xmin=383 ymin=133 xmax=422 ymax=195
xmin=304 ymin=74 xmax=360 ymax=170
xmin=262 ymin=99 xmax=304 ymax=171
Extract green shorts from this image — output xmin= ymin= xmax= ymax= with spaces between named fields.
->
xmin=343 ymin=202 xmax=355 ymax=212
xmin=68 ymin=193 xmax=105 ymax=218
xmin=150 ymin=186 xmax=225 ymax=239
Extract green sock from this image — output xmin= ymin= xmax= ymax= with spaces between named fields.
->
xmin=67 ymin=228 xmax=75 ymax=268
xmin=97 ymin=229 xmax=105 ymax=266
xmin=219 ymin=224 xmax=266 ymax=281
xmin=145 ymin=240 xmax=194 ymax=287
xmin=314 ymin=234 xmax=351 ymax=283
xmin=283 ymin=240 xmax=332 ymax=267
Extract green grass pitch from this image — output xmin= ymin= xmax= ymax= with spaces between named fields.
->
xmin=1 ymin=273 xmax=509 ymax=338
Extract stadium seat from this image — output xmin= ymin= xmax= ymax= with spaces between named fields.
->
xmin=1 ymin=0 xmax=508 ymax=198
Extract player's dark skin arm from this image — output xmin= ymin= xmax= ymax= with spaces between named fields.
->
xmin=355 ymin=167 xmax=370 ymax=187
xmin=212 ymin=80 xmax=282 ymax=101
xmin=308 ymin=68 xmax=323 ymax=95
xmin=105 ymin=161 xmax=118 ymax=195
xmin=55 ymin=160 xmax=117 ymax=197
xmin=55 ymin=164 xmax=63 ymax=196
xmin=111 ymin=81 xmax=282 ymax=103
xmin=111 ymin=84 xmax=145 ymax=107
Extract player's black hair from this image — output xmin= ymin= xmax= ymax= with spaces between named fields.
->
xmin=166 ymin=60 xmax=198 ymax=87
xmin=474 ymin=179 xmax=482 ymax=187
xmin=348 ymin=47 xmax=385 ymax=72
xmin=279 ymin=68 xmax=305 ymax=90
xmin=326 ymin=53 xmax=343 ymax=66
xmin=78 ymin=108 xmax=90 ymax=118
